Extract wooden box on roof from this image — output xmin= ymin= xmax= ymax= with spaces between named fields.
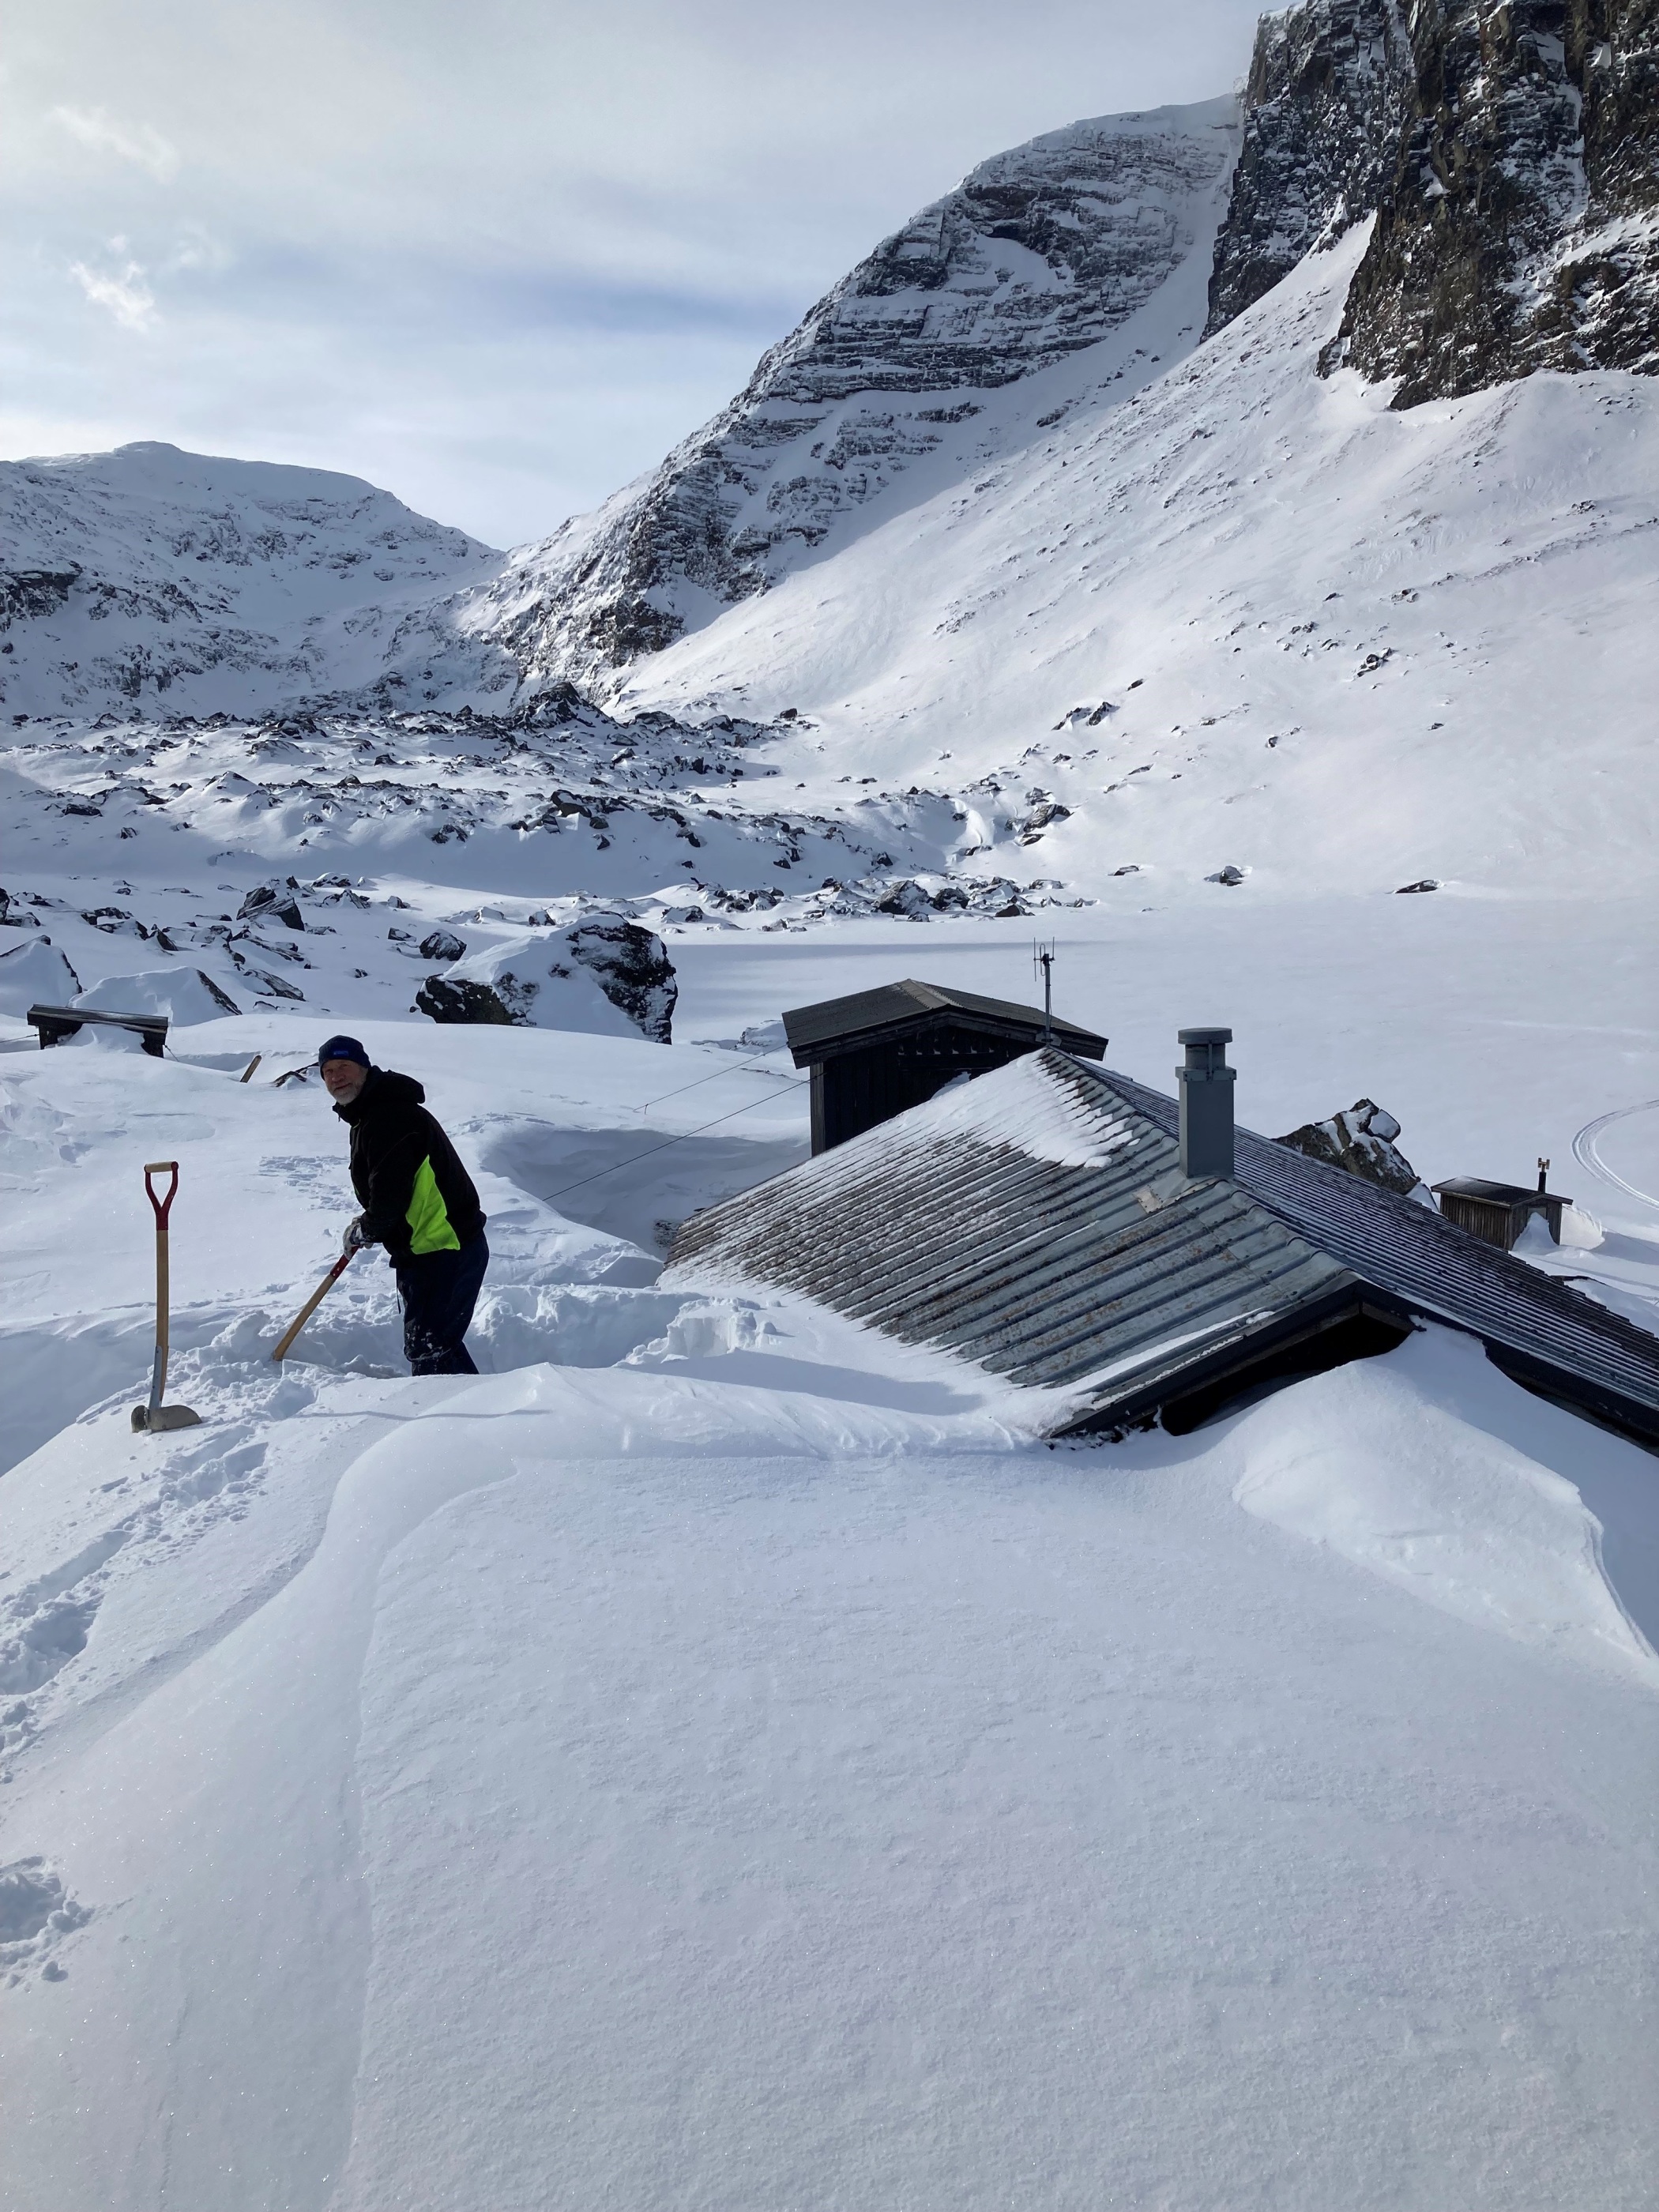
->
xmin=1432 ymin=1177 xmax=1569 ymax=1252
xmin=781 ymin=978 xmax=1106 ymax=1154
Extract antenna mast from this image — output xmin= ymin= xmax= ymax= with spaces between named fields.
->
xmin=1033 ymin=939 xmax=1055 ymax=1045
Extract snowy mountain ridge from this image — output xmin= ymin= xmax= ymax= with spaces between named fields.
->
xmin=468 ymin=97 xmax=1241 ymax=686
xmin=0 ymin=442 xmax=510 ymax=722
xmin=4 ymin=0 xmax=1656 ymax=726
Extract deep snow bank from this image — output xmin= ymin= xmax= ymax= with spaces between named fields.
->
xmin=1 ymin=1329 xmax=1655 ymax=2210
xmin=2 ymin=952 xmax=1657 ymax=2209
xmin=0 ymin=1014 xmax=807 ymax=1473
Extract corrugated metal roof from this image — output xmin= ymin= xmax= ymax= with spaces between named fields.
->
xmin=781 ymin=979 xmax=1106 ymax=1059
xmin=670 ymin=1050 xmax=1352 ymax=1416
xmin=667 ymin=1047 xmax=1659 ymax=1439
xmin=1082 ymin=1061 xmax=1659 ymax=1431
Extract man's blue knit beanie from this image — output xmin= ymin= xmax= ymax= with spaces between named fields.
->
xmin=318 ymin=1033 xmax=372 ymax=1070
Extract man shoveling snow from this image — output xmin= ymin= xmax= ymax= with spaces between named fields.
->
xmin=318 ymin=1033 xmax=489 ymax=1375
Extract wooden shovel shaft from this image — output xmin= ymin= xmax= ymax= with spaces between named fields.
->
xmin=150 ymin=1227 xmax=171 ymax=1411
xmin=144 ymin=1160 xmax=179 ymax=1413
xmin=272 ymin=1250 xmax=355 ymax=1362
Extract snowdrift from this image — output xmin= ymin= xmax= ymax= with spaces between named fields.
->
xmin=0 ymin=938 xmax=80 ymax=1017
xmin=73 ymin=967 xmax=242 ymax=1026
xmin=416 ymin=916 xmax=676 ymax=1042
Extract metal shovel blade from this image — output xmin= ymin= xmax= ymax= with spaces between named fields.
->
xmin=130 ymin=1403 xmax=203 ymax=1432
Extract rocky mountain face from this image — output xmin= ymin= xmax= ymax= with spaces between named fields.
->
xmin=1329 ymin=0 xmax=1659 ymax=400
xmin=4 ymin=6 xmax=1656 ymax=726
xmin=1205 ymin=0 xmax=1409 ymax=333
xmin=488 ymin=0 xmax=1656 ymax=687
xmin=473 ymin=99 xmax=1240 ymax=687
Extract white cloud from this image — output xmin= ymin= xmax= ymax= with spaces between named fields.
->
xmin=8 ymin=0 xmax=1266 ymax=540
xmin=69 ymin=254 xmax=157 ymax=331
xmin=162 ymin=223 xmax=232 ymax=276
xmin=51 ymin=104 xmax=179 ymax=181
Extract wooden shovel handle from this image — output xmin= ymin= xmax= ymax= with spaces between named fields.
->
xmin=144 ymin=1161 xmax=180 ymax=1228
xmin=271 ymin=1250 xmax=356 ymax=1362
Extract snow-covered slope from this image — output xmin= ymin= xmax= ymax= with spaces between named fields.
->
xmin=465 ymin=97 xmax=1241 ymax=686
xmin=0 ymin=442 xmax=510 ymax=720
xmin=608 ymin=228 xmax=1659 ymax=897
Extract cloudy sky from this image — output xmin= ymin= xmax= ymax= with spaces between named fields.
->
xmin=2 ymin=0 xmax=1264 ymax=547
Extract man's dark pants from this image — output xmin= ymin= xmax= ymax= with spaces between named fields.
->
xmin=395 ymin=1233 xmax=489 ymax=1375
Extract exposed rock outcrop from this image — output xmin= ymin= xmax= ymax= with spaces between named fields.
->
xmin=1276 ymin=1097 xmax=1427 ymax=1196
xmin=473 ymin=100 xmax=1240 ymax=686
xmin=1327 ymin=0 xmax=1659 ymax=401
xmin=568 ymin=917 xmax=678 ymax=1044
xmin=0 ymin=937 xmax=81 ymax=1014
xmin=1206 ymin=0 xmax=1411 ymax=333
xmin=414 ymin=976 xmax=517 ymax=1026
xmin=418 ymin=917 xmax=677 ymax=1043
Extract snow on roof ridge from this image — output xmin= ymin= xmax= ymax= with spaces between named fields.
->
xmin=867 ymin=1046 xmax=1142 ymax=1170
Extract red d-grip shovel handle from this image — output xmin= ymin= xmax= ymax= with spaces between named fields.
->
xmin=145 ymin=1161 xmax=180 ymax=1228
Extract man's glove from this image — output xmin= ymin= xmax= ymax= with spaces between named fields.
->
xmin=342 ymin=1214 xmax=373 ymax=1257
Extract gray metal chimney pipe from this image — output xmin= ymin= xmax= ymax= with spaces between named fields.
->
xmin=1177 ymin=1028 xmax=1235 ymax=1179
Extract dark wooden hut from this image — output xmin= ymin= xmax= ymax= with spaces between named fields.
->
xmin=781 ymin=979 xmax=1107 ymax=1155
xmin=1432 ymin=1177 xmax=1569 ymax=1252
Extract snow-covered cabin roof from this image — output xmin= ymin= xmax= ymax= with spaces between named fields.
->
xmin=668 ymin=1048 xmax=1659 ymax=1445
xmin=781 ymin=978 xmax=1107 ymax=1063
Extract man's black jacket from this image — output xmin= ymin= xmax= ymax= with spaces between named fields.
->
xmin=335 ymin=1066 xmax=485 ymax=1262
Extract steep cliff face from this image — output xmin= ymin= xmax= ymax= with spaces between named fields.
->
xmin=1206 ymin=0 xmax=1411 ymax=334
xmin=470 ymin=100 xmax=1239 ymax=687
xmin=1329 ymin=0 xmax=1659 ymax=401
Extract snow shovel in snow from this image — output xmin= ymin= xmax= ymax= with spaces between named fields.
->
xmin=130 ymin=1161 xmax=202 ymax=1434
xmin=271 ymin=1247 xmax=356 ymax=1363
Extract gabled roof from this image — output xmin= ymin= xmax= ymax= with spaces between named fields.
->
xmin=781 ymin=979 xmax=1106 ymax=1062
xmin=667 ymin=1047 xmax=1659 ymax=1443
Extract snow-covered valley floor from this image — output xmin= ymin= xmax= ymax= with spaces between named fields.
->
xmin=2 ymin=889 xmax=1658 ymax=2210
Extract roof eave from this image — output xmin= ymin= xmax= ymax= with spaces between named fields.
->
xmin=1053 ymin=1280 xmax=1383 ymax=1436
xmin=788 ymin=1010 xmax=1106 ymax=1068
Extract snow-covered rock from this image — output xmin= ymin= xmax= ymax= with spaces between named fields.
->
xmin=0 ymin=937 xmax=80 ymax=1015
xmin=416 ymin=917 xmax=675 ymax=1043
xmin=73 ymin=967 xmax=242 ymax=1025
xmin=1275 ymin=1096 xmax=1427 ymax=1198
